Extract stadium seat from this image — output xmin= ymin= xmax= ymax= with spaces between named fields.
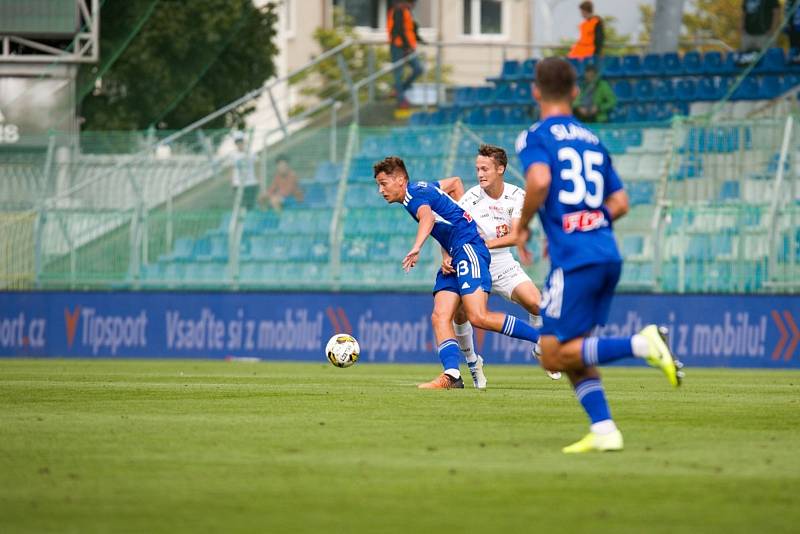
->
xmin=683 ymin=51 xmax=702 ymax=74
xmin=602 ymin=55 xmax=623 ymax=77
xmin=518 ymin=58 xmax=536 ymax=80
xmin=755 ymin=48 xmax=785 ymax=73
xmin=759 ymin=76 xmax=782 ymax=99
xmin=732 ymin=76 xmax=760 ymax=100
xmin=675 ymin=79 xmax=698 ymax=102
xmin=621 ymin=55 xmax=642 ymax=76
xmin=487 ymin=107 xmax=507 ymax=125
xmin=634 ymin=80 xmax=655 ymax=101
xmin=702 ymin=51 xmax=726 ymax=75
xmin=493 ymin=83 xmax=515 ymax=104
xmin=642 ymin=53 xmax=663 ymax=76
xmin=654 ymin=79 xmax=675 ymax=102
xmin=662 ymin=52 xmax=683 ymax=76
xmin=497 ymin=59 xmax=520 ymax=81
xmin=514 ymin=83 xmax=532 ymax=104
xmin=613 ymin=80 xmax=634 ymax=103
xmin=465 ymin=107 xmax=487 ymax=125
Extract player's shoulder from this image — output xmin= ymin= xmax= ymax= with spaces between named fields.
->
xmin=503 ymin=182 xmax=525 ymax=199
xmin=514 ymin=121 xmax=544 ymax=153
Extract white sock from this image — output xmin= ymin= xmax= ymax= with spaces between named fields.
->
xmin=444 ymin=369 xmax=461 ymax=380
xmin=529 ymin=313 xmax=543 ymax=329
xmin=591 ymin=419 xmax=618 ymax=436
xmin=631 ymin=334 xmax=650 ymax=358
xmin=453 ymin=321 xmax=478 ymax=363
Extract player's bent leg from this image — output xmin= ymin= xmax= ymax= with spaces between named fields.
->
xmin=461 ymin=289 xmax=540 ymax=344
xmin=510 ymin=280 xmax=541 ymax=317
xmin=421 ymin=290 xmax=465 ymax=389
xmin=638 ymin=325 xmax=684 ymax=387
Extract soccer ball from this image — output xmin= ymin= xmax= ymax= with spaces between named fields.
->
xmin=325 ymin=333 xmax=360 ymax=368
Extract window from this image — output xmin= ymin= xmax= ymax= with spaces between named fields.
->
xmin=332 ymin=0 xmax=433 ymax=31
xmin=333 ymin=0 xmax=387 ymax=29
xmin=462 ymin=0 xmax=505 ymax=37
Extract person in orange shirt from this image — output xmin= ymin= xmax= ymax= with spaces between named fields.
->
xmin=387 ymin=0 xmax=424 ymax=108
xmin=568 ymin=1 xmax=604 ymax=60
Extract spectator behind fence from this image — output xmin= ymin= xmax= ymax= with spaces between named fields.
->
xmin=260 ymin=154 xmax=303 ymax=211
xmin=573 ymin=64 xmax=616 ymax=123
xmin=387 ymin=0 xmax=424 ymax=109
xmin=230 ymin=132 xmax=259 ymax=210
xmin=786 ymin=1 xmax=800 ymax=62
xmin=741 ymin=0 xmax=781 ymax=53
xmin=568 ymin=1 xmax=604 ymax=60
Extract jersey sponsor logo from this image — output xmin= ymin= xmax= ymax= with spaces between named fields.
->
xmin=462 ymin=211 xmax=473 ymax=223
xmin=562 ymin=209 xmax=608 ymax=233
xmin=495 ymin=223 xmax=510 ymax=238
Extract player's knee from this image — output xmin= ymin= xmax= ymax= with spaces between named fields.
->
xmin=464 ymin=308 xmax=489 ymax=330
xmin=430 ymin=308 xmax=450 ymax=329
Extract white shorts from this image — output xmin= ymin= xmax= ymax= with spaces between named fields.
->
xmin=490 ymin=258 xmax=533 ymax=302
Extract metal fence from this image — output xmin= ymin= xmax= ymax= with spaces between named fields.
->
xmin=2 ymin=114 xmax=798 ymax=293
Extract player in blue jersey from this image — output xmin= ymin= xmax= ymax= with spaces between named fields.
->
xmin=515 ymin=57 xmax=684 ymax=453
xmin=374 ymin=156 xmax=542 ymax=389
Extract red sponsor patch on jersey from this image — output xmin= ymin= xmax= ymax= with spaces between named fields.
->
xmin=462 ymin=211 xmax=473 ymax=222
xmin=495 ymin=224 xmax=510 ymax=238
xmin=562 ymin=210 xmax=607 ymax=233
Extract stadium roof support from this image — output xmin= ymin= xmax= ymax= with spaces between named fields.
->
xmin=0 ymin=0 xmax=99 ymax=64
xmin=650 ymin=0 xmax=685 ymax=54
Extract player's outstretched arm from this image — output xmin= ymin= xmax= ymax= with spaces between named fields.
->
xmin=604 ymin=190 xmax=630 ymax=221
xmin=402 ymin=204 xmax=435 ymax=272
xmin=437 ymin=177 xmax=465 ymax=201
xmin=517 ymin=163 xmax=551 ymax=244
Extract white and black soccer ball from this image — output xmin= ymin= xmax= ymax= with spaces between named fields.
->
xmin=325 ymin=333 xmax=360 ymax=368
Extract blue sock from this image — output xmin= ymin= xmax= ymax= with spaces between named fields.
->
xmin=582 ymin=337 xmax=635 ymax=367
xmin=437 ymin=339 xmax=461 ymax=372
xmin=574 ymin=378 xmax=612 ymax=424
xmin=501 ymin=315 xmax=540 ymax=343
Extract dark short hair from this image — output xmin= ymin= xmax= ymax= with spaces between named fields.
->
xmin=276 ymin=154 xmax=289 ymax=163
xmin=373 ymin=156 xmax=409 ymax=180
xmin=477 ymin=144 xmax=508 ymax=172
xmin=579 ymin=1 xmax=593 ymax=13
xmin=535 ymin=57 xmax=577 ymax=101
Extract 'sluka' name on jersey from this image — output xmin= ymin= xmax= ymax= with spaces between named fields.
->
xmin=402 ymin=181 xmax=482 ymax=254
xmin=515 ymin=116 xmax=624 ymax=271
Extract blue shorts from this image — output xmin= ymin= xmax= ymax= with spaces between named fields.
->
xmin=433 ymin=242 xmax=492 ymax=296
xmin=540 ymin=261 xmax=622 ymax=342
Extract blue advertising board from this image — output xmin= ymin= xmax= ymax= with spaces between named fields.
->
xmin=0 ymin=291 xmax=798 ymax=368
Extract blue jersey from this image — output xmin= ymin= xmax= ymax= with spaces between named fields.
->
xmin=403 ymin=181 xmax=483 ymax=254
xmin=515 ymin=115 xmax=623 ymax=271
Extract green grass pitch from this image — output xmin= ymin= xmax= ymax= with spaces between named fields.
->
xmin=1 ymin=359 xmax=799 ymax=533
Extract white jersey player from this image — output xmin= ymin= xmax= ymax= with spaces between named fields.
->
xmin=442 ymin=144 xmax=561 ymax=387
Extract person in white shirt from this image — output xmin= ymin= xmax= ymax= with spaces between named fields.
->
xmin=443 ymin=144 xmax=561 ymax=388
xmin=230 ymin=131 xmax=259 ymax=210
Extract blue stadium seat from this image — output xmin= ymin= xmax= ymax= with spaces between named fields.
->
xmin=634 ymin=80 xmax=655 ymax=101
xmin=621 ymin=235 xmax=644 ymax=256
xmin=702 ymin=51 xmax=726 ymax=75
xmin=514 ymin=83 xmax=532 ymax=104
xmin=642 ymin=53 xmax=663 ymax=76
xmin=686 ymin=235 xmax=712 ymax=260
xmin=312 ymin=161 xmax=341 ymax=184
xmin=755 ymin=48 xmax=785 ymax=73
xmin=567 ymin=57 xmax=585 ymax=77
xmin=487 ymin=107 xmax=507 ymax=125
xmin=759 ymin=75 xmax=782 ymax=99
xmin=493 ymin=82 xmax=515 ymax=104
xmin=166 ymin=237 xmax=194 ymax=261
xmin=602 ymin=55 xmax=623 ymax=77
xmin=683 ymin=51 xmax=702 ymax=74
xmin=783 ymin=73 xmax=800 ymax=93
xmin=475 ymin=86 xmax=494 ymax=103
xmin=732 ymin=75 xmax=760 ymax=100
xmin=608 ymin=106 xmax=628 ymax=123
xmin=621 ymin=55 xmax=642 ymax=76
xmin=628 ymin=181 xmax=655 ymax=205
xmin=662 ymin=52 xmax=683 ymax=75
xmin=613 ymin=80 xmax=634 ymax=103
xmin=518 ymin=58 xmax=536 ymax=80
xmin=654 ymin=79 xmax=674 ymax=102
xmin=697 ymin=77 xmax=721 ymax=101
xmin=675 ymin=79 xmax=697 ymax=101
xmin=465 ymin=107 xmax=487 ymax=125
xmin=498 ymin=59 xmax=520 ymax=80
xmin=507 ymin=106 xmax=528 ymax=124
